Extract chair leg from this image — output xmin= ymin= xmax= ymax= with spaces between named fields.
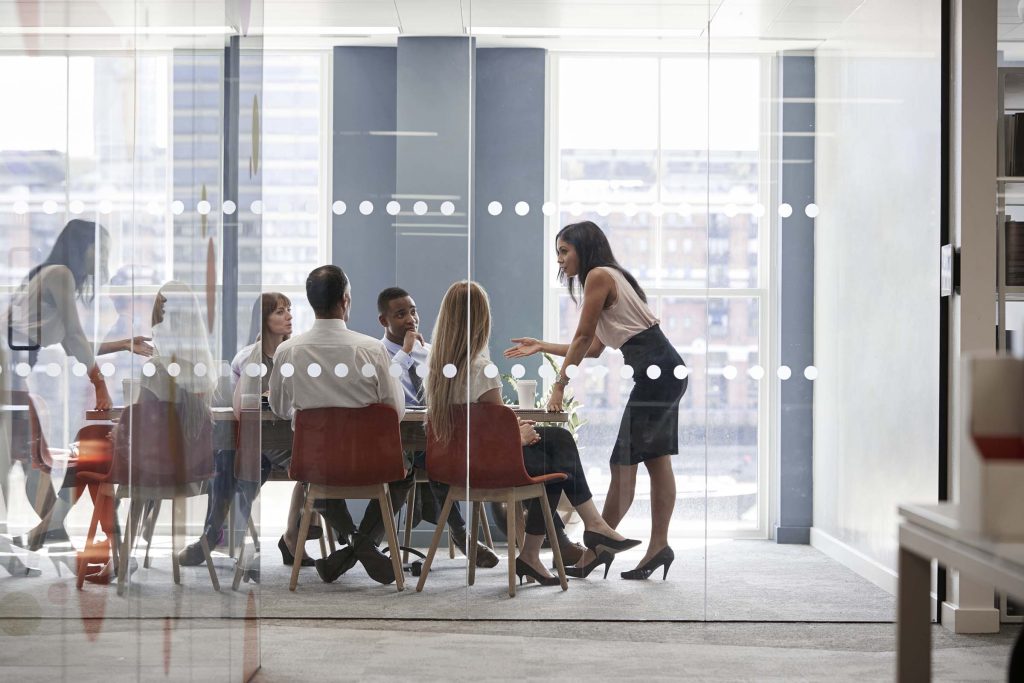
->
xmin=379 ymin=484 xmax=404 ymax=592
xmin=289 ymin=489 xmax=315 ymax=591
xmin=143 ymin=499 xmax=161 ymax=569
xmin=248 ymin=515 xmax=260 ymax=551
xmin=200 ymin=532 xmax=220 ymax=591
xmin=539 ymin=492 xmax=568 ymax=591
xmin=326 ymin=522 xmax=336 ymax=554
xmin=506 ymin=492 xmax=517 ymax=598
xmin=480 ymin=503 xmax=494 ymax=549
xmin=232 ymin=542 xmax=249 ymax=592
xmin=467 ymin=502 xmax=480 ymax=586
xmin=415 ymin=490 xmax=455 ymax=592
xmin=228 ymin=501 xmax=237 ymax=559
xmin=171 ymin=497 xmax=184 ymax=585
xmin=117 ymin=498 xmax=143 ymax=597
xmin=403 ymin=481 xmax=416 ymax=564
xmin=77 ymin=493 xmax=104 ymax=590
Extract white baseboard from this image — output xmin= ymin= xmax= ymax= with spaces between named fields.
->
xmin=810 ymin=526 xmax=898 ymax=596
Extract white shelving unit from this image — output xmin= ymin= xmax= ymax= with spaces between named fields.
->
xmin=995 ymin=68 xmax=1024 ymax=348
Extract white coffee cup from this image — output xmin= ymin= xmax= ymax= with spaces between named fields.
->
xmin=516 ymin=380 xmax=538 ymax=409
xmin=241 ymin=393 xmax=261 ymax=411
xmin=122 ymin=378 xmax=141 ymax=405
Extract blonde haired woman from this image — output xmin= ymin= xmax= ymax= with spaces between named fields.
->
xmin=426 ymin=281 xmax=635 ymax=584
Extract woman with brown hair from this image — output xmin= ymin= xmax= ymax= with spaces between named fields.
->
xmin=426 ymin=281 xmax=635 ymax=585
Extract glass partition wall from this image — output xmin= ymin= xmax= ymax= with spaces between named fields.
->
xmin=0 ymin=1 xmax=264 ymax=677
xmin=1 ymin=0 xmax=947 ymax=671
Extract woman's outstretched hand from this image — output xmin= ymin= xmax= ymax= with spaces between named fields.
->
xmin=546 ymin=384 xmax=564 ymax=413
xmin=125 ymin=336 xmax=153 ymax=357
xmin=504 ymin=337 xmax=542 ymax=358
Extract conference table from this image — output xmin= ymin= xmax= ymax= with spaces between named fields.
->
xmin=86 ymin=405 xmax=569 ymax=452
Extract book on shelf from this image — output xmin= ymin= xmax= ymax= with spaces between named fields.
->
xmin=1006 ymin=220 xmax=1024 ymax=287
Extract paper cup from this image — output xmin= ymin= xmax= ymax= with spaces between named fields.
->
xmin=516 ymin=380 xmax=537 ymax=409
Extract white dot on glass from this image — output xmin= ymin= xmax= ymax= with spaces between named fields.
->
xmin=569 ymin=202 xmax=583 ymax=217
xmin=651 ymin=203 xmax=665 ymax=217
xmin=245 ymin=363 xmax=260 ymax=378
xmin=677 ymin=203 xmax=693 ymax=217
xmin=415 ymin=363 xmax=428 ymax=378
xmin=722 ymin=365 xmax=738 ymax=380
xmin=388 ymin=363 xmax=403 ymax=378
xmin=386 ymin=200 xmax=401 ymax=216
xmin=674 ymin=365 xmax=689 ymax=380
xmin=197 ymin=200 xmax=211 ymax=215
xmin=100 ymin=363 xmax=116 ymax=378
xmin=12 ymin=200 xmax=28 ymax=215
xmin=42 ymin=200 xmax=58 ymax=215
xmin=723 ymin=204 xmax=737 ymax=218
xmin=413 ymin=201 xmax=428 ymax=215
xmin=442 ymin=363 xmax=457 ymax=379
xmin=171 ymin=200 xmax=184 ymax=215
xmin=98 ymin=200 xmax=113 ymax=215
xmin=538 ymin=364 xmax=555 ymax=381
xmin=752 ymin=203 xmax=766 ymax=217
xmin=805 ymin=203 xmax=819 ymax=218
xmin=484 ymin=363 xmax=499 ymax=379
xmin=167 ymin=362 xmax=181 ymax=377
xmin=565 ymin=364 xmax=580 ymax=379
xmin=778 ymin=203 xmax=793 ymax=218
xmin=804 ymin=365 xmax=819 ymax=380
xmin=142 ymin=362 xmax=156 ymax=377
xmin=511 ymin=363 xmax=525 ymax=379
xmin=541 ymin=202 xmax=555 ymax=216
xmin=748 ymin=365 xmax=765 ymax=381
xmin=515 ymin=201 xmax=529 ymax=216
xmin=70 ymin=200 xmax=85 ymax=215
xmin=220 ymin=361 xmax=233 ymax=377
xmin=361 ymin=363 xmax=376 ymax=378
xmin=620 ymin=365 xmax=635 ymax=379
xmin=280 ymin=362 xmax=295 ymax=378
xmin=334 ymin=363 xmax=349 ymax=378
xmin=250 ymin=200 xmax=263 ymax=215
xmin=222 ymin=200 xmax=237 ymax=215
xmin=777 ymin=365 xmax=792 ymax=380
xmin=440 ymin=201 xmax=455 ymax=216
xmin=624 ymin=203 xmax=638 ymax=217
xmin=487 ymin=201 xmax=502 ymax=216
xmin=260 ymin=363 xmax=268 ymax=377
xmin=646 ymin=364 xmax=662 ymax=380
xmin=332 ymin=200 xmax=347 ymax=215
xmin=307 ymin=363 xmax=322 ymax=378
xmin=14 ymin=362 xmax=30 ymax=378
xmin=359 ymin=201 xmax=373 ymax=215
xmin=597 ymin=203 xmax=610 ymax=217
xmin=194 ymin=362 xmax=208 ymax=377
xmin=45 ymin=363 xmax=61 ymax=378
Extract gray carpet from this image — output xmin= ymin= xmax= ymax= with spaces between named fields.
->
xmin=0 ymin=538 xmax=894 ymax=622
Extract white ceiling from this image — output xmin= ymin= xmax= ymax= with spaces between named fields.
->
xmin=0 ymin=0 xmax=966 ymax=54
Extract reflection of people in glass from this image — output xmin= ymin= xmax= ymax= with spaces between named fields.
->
xmin=506 ymin=222 xmax=687 ymax=580
xmin=2 ymin=219 xmax=150 ymax=553
xmin=429 ymin=281 xmax=634 ymax=585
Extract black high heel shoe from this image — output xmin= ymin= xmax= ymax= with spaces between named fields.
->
xmin=564 ymin=550 xmax=615 ymax=579
xmin=582 ymin=530 xmax=641 ymax=554
xmin=278 ymin=536 xmax=314 ymax=567
xmin=620 ymin=546 xmax=674 ymax=580
xmin=515 ymin=558 xmax=561 ymax=586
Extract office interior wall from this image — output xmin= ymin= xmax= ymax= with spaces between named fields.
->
xmin=811 ymin=0 xmax=941 ymax=583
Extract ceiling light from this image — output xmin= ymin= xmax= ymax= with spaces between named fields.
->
xmin=471 ymin=27 xmax=701 ymax=38
xmin=0 ymin=26 xmax=236 ymax=36
xmin=256 ymin=26 xmax=400 ymax=36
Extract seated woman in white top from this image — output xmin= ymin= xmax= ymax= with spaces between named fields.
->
xmin=425 ymin=281 xmax=637 ymax=585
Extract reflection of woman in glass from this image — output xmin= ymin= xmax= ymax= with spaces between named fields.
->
xmin=428 ymin=281 xmax=634 ymax=585
xmin=506 ymin=221 xmax=687 ymax=580
xmin=3 ymin=219 xmax=150 ymax=554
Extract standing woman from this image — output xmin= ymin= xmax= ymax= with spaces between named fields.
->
xmin=505 ymin=221 xmax=687 ymax=580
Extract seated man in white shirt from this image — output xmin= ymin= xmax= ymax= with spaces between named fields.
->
xmin=270 ymin=265 xmax=411 ymax=585
xmin=377 ymin=286 xmax=498 ymax=568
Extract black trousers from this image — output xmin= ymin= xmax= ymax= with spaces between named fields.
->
xmin=316 ymin=468 xmax=415 ymax=548
xmin=521 ymin=426 xmax=592 ymax=536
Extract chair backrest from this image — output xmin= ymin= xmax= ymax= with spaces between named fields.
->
xmin=73 ymin=424 xmax=114 ymax=478
xmin=426 ymin=403 xmax=536 ymax=489
xmin=111 ymin=395 xmax=213 ymax=487
xmin=289 ymin=404 xmax=406 ymax=487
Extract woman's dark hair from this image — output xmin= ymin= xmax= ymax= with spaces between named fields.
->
xmin=27 ymin=219 xmax=109 ymax=302
xmin=555 ymin=221 xmax=646 ymax=304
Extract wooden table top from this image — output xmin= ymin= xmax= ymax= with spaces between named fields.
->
xmin=86 ymin=406 xmax=568 ymax=424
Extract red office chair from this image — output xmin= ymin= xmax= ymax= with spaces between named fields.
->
xmin=97 ymin=394 xmax=217 ymax=595
xmin=287 ymin=404 xmax=408 ymax=592
xmin=415 ymin=403 xmax=568 ymax=597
